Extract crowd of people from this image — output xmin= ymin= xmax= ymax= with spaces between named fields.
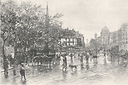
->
xmin=1 ymin=50 xmax=104 ymax=81
xmin=61 ymin=51 xmax=96 ymax=72
xmin=2 ymin=48 xmax=128 ymax=82
xmin=0 ymin=49 xmax=95 ymax=80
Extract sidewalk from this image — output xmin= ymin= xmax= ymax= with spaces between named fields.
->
xmin=0 ymin=64 xmax=62 ymax=85
xmin=0 ymin=63 xmax=61 ymax=82
xmin=0 ymin=64 xmax=37 ymax=84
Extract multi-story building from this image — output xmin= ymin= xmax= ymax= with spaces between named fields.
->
xmin=60 ymin=31 xmax=85 ymax=48
xmin=96 ymin=36 xmax=101 ymax=43
xmin=90 ymin=23 xmax=128 ymax=51
xmin=109 ymin=31 xmax=118 ymax=48
xmin=44 ymin=4 xmax=85 ymax=52
xmin=118 ymin=23 xmax=128 ymax=51
xmin=100 ymin=26 xmax=110 ymax=49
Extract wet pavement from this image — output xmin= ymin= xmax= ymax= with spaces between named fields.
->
xmin=1 ymin=55 xmax=128 ymax=85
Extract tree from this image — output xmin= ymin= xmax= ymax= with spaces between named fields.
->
xmin=0 ymin=0 xmax=82 ymax=64
xmin=0 ymin=0 xmax=18 ymax=77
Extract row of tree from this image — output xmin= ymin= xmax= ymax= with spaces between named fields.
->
xmin=0 ymin=0 xmax=85 ymax=77
xmin=0 ymin=0 xmax=77 ymax=62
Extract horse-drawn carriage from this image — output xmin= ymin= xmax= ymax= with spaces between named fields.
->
xmin=32 ymin=48 xmax=56 ymax=69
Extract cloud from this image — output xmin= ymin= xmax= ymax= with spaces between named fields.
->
xmin=11 ymin=0 xmax=128 ymax=41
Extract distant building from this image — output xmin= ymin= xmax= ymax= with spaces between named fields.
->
xmin=118 ymin=23 xmax=128 ymax=51
xmin=109 ymin=31 xmax=118 ymax=48
xmin=60 ymin=31 xmax=85 ymax=48
xmin=100 ymin=26 xmax=110 ymax=49
xmin=75 ymin=31 xmax=85 ymax=48
xmin=90 ymin=23 xmax=128 ymax=51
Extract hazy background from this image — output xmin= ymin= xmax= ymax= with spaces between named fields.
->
xmin=3 ymin=0 xmax=128 ymax=43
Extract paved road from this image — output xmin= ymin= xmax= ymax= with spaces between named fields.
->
xmin=1 ymin=55 xmax=128 ymax=85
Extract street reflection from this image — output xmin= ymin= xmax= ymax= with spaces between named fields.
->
xmin=93 ymin=61 xmax=97 ymax=67
xmin=85 ymin=62 xmax=89 ymax=70
xmin=104 ymin=57 xmax=107 ymax=65
xmin=80 ymin=63 xmax=84 ymax=70
xmin=12 ymin=76 xmax=18 ymax=85
xmin=20 ymin=80 xmax=27 ymax=85
xmin=62 ymin=70 xmax=67 ymax=80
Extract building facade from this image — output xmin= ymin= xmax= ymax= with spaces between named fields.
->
xmin=100 ymin=26 xmax=110 ymax=49
xmin=109 ymin=31 xmax=118 ymax=48
xmin=60 ymin=31 xmax=85 ymax=48
xmin=91 ymin=23 xmax=128 ymax=51
xmin=118 ymin=23 xmax=128 ymax=51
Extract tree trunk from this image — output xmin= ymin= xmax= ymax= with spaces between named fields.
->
xmin=2 ymin=40 xmax=8 ymax=77
xmin=13 ymin=39 xmax=17 ymax=76
xmin=2 ymin=41 xmax=6 ymax=60
xmin=24 ymin=45 xmax=27 ymax=63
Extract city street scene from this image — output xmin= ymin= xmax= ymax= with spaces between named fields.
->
xmin=1 ymin=0 xmax=128 ymax=85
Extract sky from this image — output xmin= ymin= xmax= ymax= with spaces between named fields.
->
xmin=3 ymin=0 xmax=128 ymax=43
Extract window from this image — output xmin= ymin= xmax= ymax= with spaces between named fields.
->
xmin=70 ymin=43 xmax=73 ymax=46
xmin=67 ymin=38 xmax=69 ymax=41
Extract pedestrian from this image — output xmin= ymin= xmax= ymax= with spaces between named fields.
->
xmin=3 ymin=59 xmax=9 ymax=78
xmin=13 ymin=64 xmax=16 ymax=76
xmin=85 ymin=52 xmax=89 ymax=63
xmin=62 ymin=56 xmax=67 ymax=71
xmin=80 ymin=54 xmax=83 ymax=64
xmin=70 ymin=53 xmax=73 ymax=64
xmin=19 ymin=63 xmax=26 ymax=81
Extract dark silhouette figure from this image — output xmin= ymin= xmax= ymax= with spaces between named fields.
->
xmin=70 ymin=53 xmax=73 ymax=64
xmin=86 ymin=62 xmax=89 ymax=70
xmin=80 ymin=54 xmax=83 ymax=64
xmin=81 ymin=63 xmax=84 ymax=69
xmin=85 ymin=53 xmax=89 ymax=63
xmin=13 ymin=65 xmax=16 ymax=76
xmin=20 ymin=64 xmax=26 ymax=81
xmin=62 ymin=56 xmax=67 ymax=71
xmin=3 ymin=59 xmax=9 ymax=78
